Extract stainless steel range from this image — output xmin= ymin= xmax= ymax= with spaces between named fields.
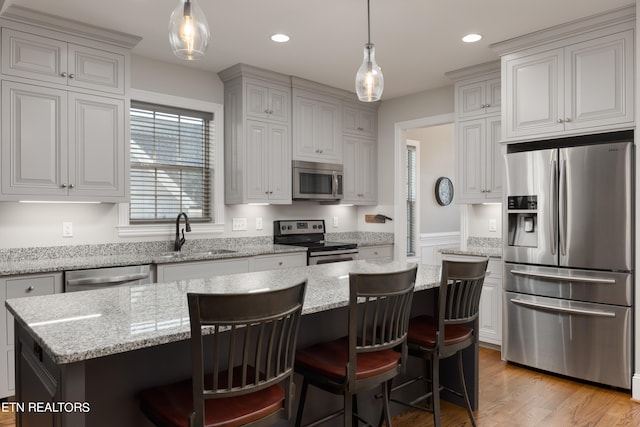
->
xmin=273 ymin=220 xmax=358 ymax=265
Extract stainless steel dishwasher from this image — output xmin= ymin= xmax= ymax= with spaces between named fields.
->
xmin=65 ymin=265 xmax=152 ymax=292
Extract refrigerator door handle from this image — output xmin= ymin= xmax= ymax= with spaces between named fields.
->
xmin=510 ymin=298 xmax=617 ymax=318
xmin=550 ymin=158 xmax=558 ymax=256
xmin=559 ymin=157 xmax=568 ymax=256
xmin=509 ymin=269 xmax=617 ymax=284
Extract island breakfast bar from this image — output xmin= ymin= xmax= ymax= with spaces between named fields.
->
xmin=5 ymin=260 xmax=480 ymax=427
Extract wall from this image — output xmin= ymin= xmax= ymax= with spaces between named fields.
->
xmin=358 ymin=85 xmax=455 ymax=236
xmin=405 ymin=124 xmax=459 ymax=234
xmin=0 ymin=55 xmax=358 ymax=249
xmin=466 ymin=204 xmax=502 ymax=238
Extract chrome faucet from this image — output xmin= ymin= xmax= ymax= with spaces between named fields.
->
xmin=174 ymin=212 xmax=191 ymax=251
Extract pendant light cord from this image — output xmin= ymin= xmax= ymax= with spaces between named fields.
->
xmin=366 ymin=0 xmax=371 ymax=44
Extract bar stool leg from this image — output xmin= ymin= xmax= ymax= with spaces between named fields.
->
xmin=458 ymin=351 xmax=477 ymax=427
xmin=296 ymin=378 xmax=309 ymax=427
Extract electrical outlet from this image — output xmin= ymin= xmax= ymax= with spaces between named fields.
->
xmin=232 ymin=218 xmax=247 ymax=231
xmin=333 ymin=216 xmax=339 ymax=228
xmin=62 ymin=222 xmax=73 ymax=237
xmin=256 ymin=217 xmax=263 ymax=230
xmin=489 ymin=219 xmax=497 ymax=232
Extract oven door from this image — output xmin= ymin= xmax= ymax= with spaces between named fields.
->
xmin=308 ymin=249 xmax=358 ymax=265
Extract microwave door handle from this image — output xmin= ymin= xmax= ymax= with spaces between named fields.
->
xmin=550 ymin=158 xmax=558 ymax=256
xmin=332 ymin=171 xmax=338 ymax=198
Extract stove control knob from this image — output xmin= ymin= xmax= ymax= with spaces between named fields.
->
xmin=281 ymin=226 xmax=286 ymax=231
xmin=287 ymin=225 xmax=292 ymax=230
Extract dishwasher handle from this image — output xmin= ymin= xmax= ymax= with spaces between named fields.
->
xmin=66 ymin=272 xmax=150 ymax=287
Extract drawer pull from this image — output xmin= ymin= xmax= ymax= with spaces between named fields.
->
xmin=510 ymin=298 xmax=616 ymax=318
xmin=26 ymin=286 xmax=34 ymax=292
xmin=510 ymin=269 xmax=616 ymax=284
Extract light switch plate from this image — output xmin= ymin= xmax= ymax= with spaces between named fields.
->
xmin=256 ymin=217 xmax=263 ymax=230
xmin=62 ymin=222 xmax=73 ymax=237
xmin=333 ymin=216 xmax=339 ymax=228
xmin=232 ymin=218 xmax=247 ymax=231
xmin=489 ymin=219 xmax=497 ymax=232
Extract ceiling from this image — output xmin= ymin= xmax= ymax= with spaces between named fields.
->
xmin=3 ymin=0 xmax=636 ymax=100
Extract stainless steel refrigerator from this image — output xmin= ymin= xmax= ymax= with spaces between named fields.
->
xmin=503 ymin=136 xmax=633 ymax=389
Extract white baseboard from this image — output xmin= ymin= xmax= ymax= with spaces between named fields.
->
xmin=420 ymin=232 xmax=461 ymax=265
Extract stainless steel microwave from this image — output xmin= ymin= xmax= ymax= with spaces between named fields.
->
xmin=292 ymin=160 xmax=343 ymax=201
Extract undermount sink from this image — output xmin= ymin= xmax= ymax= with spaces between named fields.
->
xmin=153 ymin=249 xmax=237 ymax=261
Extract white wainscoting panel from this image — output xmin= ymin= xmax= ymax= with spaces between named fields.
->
xmin=420 ymin=232 xmax=461 ymax=265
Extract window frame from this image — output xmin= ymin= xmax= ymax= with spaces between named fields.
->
xmin=406 ymin=140 xmax=420 ymax=259
xmin=117 ymin=89 xmax=224 ymax=237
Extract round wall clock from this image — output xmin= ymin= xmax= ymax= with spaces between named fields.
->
xmin=435 ymin=177 xmax=454 ymax=206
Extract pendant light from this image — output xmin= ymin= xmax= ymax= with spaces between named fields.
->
xmin=355 ymin=0 xmax=384 ymax=102
xmin=168 ymin=0 xmax=210 ymax=60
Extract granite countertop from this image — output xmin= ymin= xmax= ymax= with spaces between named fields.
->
xmin=0 ymin=232 xmax=395 ymax=276
xmin=440 ymin=236 xmax=502 ymax=259
xmin=6 ymin=259 xmax=437 ymax=365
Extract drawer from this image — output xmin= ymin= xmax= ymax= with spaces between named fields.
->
xmin=251 ymin=253 xmax=307 ymax=272
xmin=6 ymin=276 xmax=56 ymax=299
xmin=359 ymin=245 xmax=393 ymax=260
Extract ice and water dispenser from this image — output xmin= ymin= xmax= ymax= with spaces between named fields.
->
xmin=507 ymin=196 xmax=538 ymax=248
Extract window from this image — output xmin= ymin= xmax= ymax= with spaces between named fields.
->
xmin=130 ymin=101 xmax=212 ymax=223
xmin=118 ymin=90 xmax=224 ymax=237
xmin=406 ymin=144 xmax=417 ymax=256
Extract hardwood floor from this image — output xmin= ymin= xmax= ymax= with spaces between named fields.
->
xmin=393 ymin=347 xmax=640 ymax=427
xmin=0 ymin=348 xmax=638 ymax=426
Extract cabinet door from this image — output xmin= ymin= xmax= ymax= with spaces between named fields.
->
xmin=457 ymin=80 xmax=487 ymax=119
xmin=246 ymin=83 xmax=270 ymax=120
xmin=266 ymin=123 xmax=291 ymax=202
xmin=68 ymin=44 xmax=125 ymax=94
xmin=484 ymin=117 xmax=503 ymax=201
xmin=246 ymin=120 xmax=270 ymax=201
xmin=564 ymin=30 xmax=634 ymax=132
xmin=156 ymin=259 xmax=250 ymax=282
xmin=478 ymin=277 xmax=501 ymax=345
xmin=343 ymin=105 xmax=376 ymax=138
xmin=250 ymin=253 xmax=306 ymax=271
xmin=69 ymin=93 xmax=125 ymax=200
xmin=293 ymin=93 xmax=342 ymax=163
xmin=342 ymin=137 xmax=377 ymax=205
xmin=504 ymin=48 xmax=564 ymax=139
xmin=1 ymin=28 xmax=68 ymax=86
xmin=485 ymin=77 xmax=502 ymax=116
xmin=456 ymin=119 xmax=486 ymax=202
xmin=267 ymin=87 xmax=290 ymax=123
xmin=1 ymin=81 xmax=68 ymax=199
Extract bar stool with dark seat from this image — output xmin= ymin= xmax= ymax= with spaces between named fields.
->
xmin=388 ymin=258 xmax=488 ymax=427
xmin=139 ymin=280 xmax=307 ymax=427
xmin=294 ymin=265 xmax=418 ymax=427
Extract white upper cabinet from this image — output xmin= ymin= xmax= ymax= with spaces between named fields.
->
xmin=246 ymin=82 xmax=290 ymax=123
xmin=2 ymin=28 xmax=125 ymax=95
xmin=457 ymin=77 xmax=501 ymax=119
xmin=0 ymin=9 xmax=138 ymax=202
xmin=342 ymin=136 xmax=377 ymax=205
xmin=456 ymin=116 xmax=503 ymax=203
xmin=219 ymin=64 xmax=292 ymax=204
xmin=343 ymin=103 xmax=376 ymax=138
xmin=447 ymin=62 xmax=503 ymax=204
xmin=494 ymin=8 xmax=635 ymax=142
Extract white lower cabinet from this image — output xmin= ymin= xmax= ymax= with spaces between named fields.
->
xmin=0 ymin=272 xmax=63 ymax=398
xmin=442 ymin=255 xmax=502 ymax=346
xmin=358 ymin=245 xmax=393 ymax=262
xmin=155 ymin=259 xmax=250 ymax=283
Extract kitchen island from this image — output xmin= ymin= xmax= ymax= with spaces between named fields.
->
xmin=6 ymin=260 xmax=478 ymax=427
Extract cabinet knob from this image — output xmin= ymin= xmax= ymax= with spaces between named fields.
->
xmin=69 ymin=73 xmax=75 ymax=79
xmin=565 ymin=118 xmax=571 ymax=122
xmin=61 ymin=184 xmax=67 ymax=188
xmin=557 ymin=118 xmax=564 ymax=123
xmin=26 ymin=286 xmax=34 ymax=292
xmin=357 ymin=127 xmax=364 ymax=131
xmin=61 ymin=72 xmax=67 ymax=77
xmin=278 ymin=261 xmax=283 ymax=266
xmin=485 ymin=103 xmax=490 ymax=108
xmin=69 ymin=184 xmax=75 ymax=189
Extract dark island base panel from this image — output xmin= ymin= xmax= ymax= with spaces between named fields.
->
xmin=15 ymin=290 xmax=478 ymax=427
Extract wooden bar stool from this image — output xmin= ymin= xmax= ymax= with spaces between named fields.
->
xmin=139 ymin=280 xmax=307 ymax=427
xmin=294 ymin=265 xmax=418 ymax=427
xmin=388 ymin=258 xmax=488 ymax=427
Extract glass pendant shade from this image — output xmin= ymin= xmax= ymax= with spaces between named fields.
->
xmin=168 ymin=0 xmax=210 ymax=60
xmin=355 ymin=43 xmax=384 ymax=102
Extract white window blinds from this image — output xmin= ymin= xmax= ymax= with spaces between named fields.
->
xmin=406 ymin=145 xmax=417 ymax=256
xmin=130 ymin=101 xmax=213 ymax=223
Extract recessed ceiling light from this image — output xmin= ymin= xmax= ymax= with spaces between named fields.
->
xmin=462 ymin=33 xmax=483 ymax=43
xmin=270 ymin=33 xmax=290 ymax=43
